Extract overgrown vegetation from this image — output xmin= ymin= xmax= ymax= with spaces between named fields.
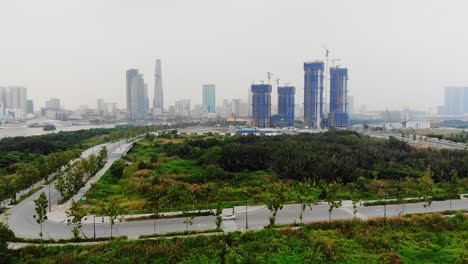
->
xmin=5 ymin=214 xmax=467 ymax=263
xmin=83 ymin=131 xmax=468 ymax=214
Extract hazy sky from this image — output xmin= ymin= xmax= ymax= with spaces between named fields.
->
xmin=1 ymin=0 xmax=468 ymax=111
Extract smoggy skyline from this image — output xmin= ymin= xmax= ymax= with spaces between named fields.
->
xmin=1 ymin=0 xmax=468 ymax=111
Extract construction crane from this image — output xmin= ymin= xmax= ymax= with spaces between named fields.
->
xmin=275 ymin=78 xmax=280 ymax=87
xmin=322 ymin=45 xmax=330 ymax=115
xmin=267 ymin=72 xmax=274 ymax=84
xmin=331 ymin=58 xmax=341 ymax=67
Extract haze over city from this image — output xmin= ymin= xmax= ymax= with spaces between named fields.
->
xmin=1 ymin=0 xmax=468 ymax=111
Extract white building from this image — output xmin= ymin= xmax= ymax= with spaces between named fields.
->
xmin=175 ymin=99 xmax=190 ymax=117
xmin=45 ymin=98 xmax=61 ymax=110
xmin=0 ymin=86 xmax=27 ymax=119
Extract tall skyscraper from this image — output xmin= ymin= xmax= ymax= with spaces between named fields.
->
xmin=26 ymin=100 xmax=34 ymax=114
xmin=277 ymin=86 xmax=295 ymax=127
xmin=7 ymin=86 xmax=27 ymax=113
xmin=328 ymin=67 xmax=349 ymax=128
xmin=97 ymin=98 xmax=106 ymax=115
xmin=126 ymin=69 xmax=147 ymax=120
xmin=441 ymin=87 xmax=466 ymax=115
xmin=251 ymin=84 xmax=272 ymax=128
xmin=304 ymin=61 xmax=324 ymax=128
xmin=126 ymin=69 xmax=139 ymax=118
xmin=143 ymin=83 xmax=149 ymax=112
xmin=202 ymin=84 xmax=216 ymax=113
xmin=153 ymin=59 xmax=164 ymax=112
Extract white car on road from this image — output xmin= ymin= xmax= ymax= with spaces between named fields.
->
xmin=221 ymin=214 xmax=236 ymax=221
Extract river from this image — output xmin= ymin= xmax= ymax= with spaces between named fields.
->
xmin=0 ymin=124 xmax=116 ymax=139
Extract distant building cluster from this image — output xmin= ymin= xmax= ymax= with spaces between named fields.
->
xmin=0 ymin=86 xmax=28 ymax=120
xmin=250 ymin=62 xmax=349 ymax=129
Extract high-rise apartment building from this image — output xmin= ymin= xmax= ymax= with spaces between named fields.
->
xmin=328 ymin=67 xmax=349 ymax=128
xmin=175 ymin=99 xmax=190 ymax=117
xmin=26 ymin=100 xmax=34 ymax=114
xmin=45 ymin=98 xmax=61 ymax=110
xmin=153 ymin=59 xmax=164 ymax=112
xmin=440 ymin=87 xmax=467 ymax=115
xmin=251 ymin=84 xmax=272 ymax=128
xmin=304 ymin=62 xmax=324 ymax=128
xmin=97 ymin=98 xmax=106 ymax=115
xmin=6 ymin=86 xmax=27 ymax=114
xmin=277 ymin=86 xmax=295 ymax=126
xmin=126 ymin=69 xmax=147 ymax=120
xmin=202 ymin=84 xmax=216 ymax=113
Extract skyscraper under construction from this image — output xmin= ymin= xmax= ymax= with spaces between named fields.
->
xmin=251 ymin=83 xmax=272 ymax=128
xmin=303 ymin=61 xmax=324 ymax=128
xmin=328 ymin=67 xmax=349 ymax=127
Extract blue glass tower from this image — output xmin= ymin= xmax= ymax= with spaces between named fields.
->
xmin=202 ymin=84 xmax=216 ymax=113
xmin=251 ymin=84 xmax=272 ymax=128
xmin=273 ymin=86 xmax=295 ymax=127
xmin=328 ymin=67 xmax=349 ymax=128
xmin=304 ymin=62 xmax=324 ymax=128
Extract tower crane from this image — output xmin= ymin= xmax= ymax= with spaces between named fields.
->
xmin=267 ymin=72 xmax=274 ymax=84
xmin=322 ymin=44 xmax=330 ymax=115
xmin=275 ymin=78 xmax=280 ymax=87
xmin=331 ymin=58 xmax=341 ymax=67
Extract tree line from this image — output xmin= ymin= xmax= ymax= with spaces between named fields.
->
xmin=160 ymin=131 xmax=467 ymax=183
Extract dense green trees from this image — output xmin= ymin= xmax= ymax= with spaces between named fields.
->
xmin=157 ymin=131 xmax=467 ymax=184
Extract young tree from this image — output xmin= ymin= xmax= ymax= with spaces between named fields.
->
xmin=33 ymin=192 xmax=48 ymax=238
xmin=348 ymin=183 xmax=361 ymax=219
xmin=419 ymin=168 xmax=435 ymax=212
xmin=55 ymin=171 xmax=67 ymax=200
xmin=264 ymin=182 xmax=288 ymax=226
xmin=447 ymin=169 xmax=459 ymax=210
xmin=66 ymin=199 xmax=87 ymax=238
xmin=296 ymin=180 xmax=316 ymax=224
xmin=147 ymin=185 xmax=162 ymax=234
xmin=369 ymin=179 xmax=391 ymax=218
xmin=320 ymin=181 xmax=343 ymax=220
xmin=100 ymin=199 xmax=123 ymax=238
xmin=396 ymin=178 xmax=410 ymax=215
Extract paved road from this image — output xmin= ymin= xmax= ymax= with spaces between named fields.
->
xmin=2 ymin=139 xmax=134 ymax=239
xmin=5 ymin=196 xmax=468 ymax=239
xmin=361 ymin=131 xmax=466 ymax=150
xmin=2 ymin=133 xmax=467 ymax=240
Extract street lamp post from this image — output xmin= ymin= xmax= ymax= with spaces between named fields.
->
xmin=94 ymin=215 xmax=96 ymax=238
xmin=245 ymin=203 xmax=248 ymax=230
xmin=48 ymin=183 xmax=51 ymax=212
xmin=244 ymin=189 xmax=248 ymax=230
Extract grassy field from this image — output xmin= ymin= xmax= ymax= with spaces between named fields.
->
xmin=82 ymin=135 xmax=467 ymax=215
xmin=6 ymin=213 xmax=467 ymax=263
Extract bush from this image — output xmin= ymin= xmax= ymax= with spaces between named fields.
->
xmin=109 ymin=159 xmax=126 ymax=178
xmin=0 ymin=223 xmax=15 ymax=263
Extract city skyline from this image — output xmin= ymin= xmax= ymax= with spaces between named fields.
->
xmin=1 ymin=1 xmax=468 ymax=111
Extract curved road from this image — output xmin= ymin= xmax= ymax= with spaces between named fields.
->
xmin=2 ymin=137 xmax=468 ymax=239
